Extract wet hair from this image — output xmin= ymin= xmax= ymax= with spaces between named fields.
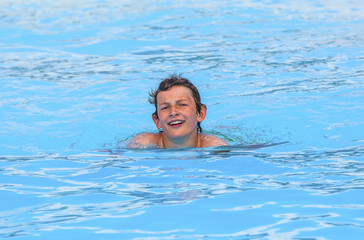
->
xmin=149 ymin=74 xmax=205 ymax=133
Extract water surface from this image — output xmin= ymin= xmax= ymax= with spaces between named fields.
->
xmin=1 ymin=0 xmax=364 ymax=239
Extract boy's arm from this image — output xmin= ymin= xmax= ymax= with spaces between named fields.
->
xmin=127 ymin=133 xmax=157 ymax=148
xmin=201 ymin=134 xmax=229 ymax=147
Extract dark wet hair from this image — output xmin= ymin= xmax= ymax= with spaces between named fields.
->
xmin=149 ymin=74 xmax=205 ymax=133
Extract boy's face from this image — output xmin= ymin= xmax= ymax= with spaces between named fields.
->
xmin=153 ymin=86 xmax=206 ymax=140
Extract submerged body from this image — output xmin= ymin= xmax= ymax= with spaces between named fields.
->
xmin=128 ymin=131 xmax=228 ymax=149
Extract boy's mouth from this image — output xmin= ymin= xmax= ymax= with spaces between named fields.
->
xmin=168 ymin=120 xmax=185 ymax=127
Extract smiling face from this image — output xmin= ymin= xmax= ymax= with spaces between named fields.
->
xmin=153 ymin=86 xmax=206 ymax=145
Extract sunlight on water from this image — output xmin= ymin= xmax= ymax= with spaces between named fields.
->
xmin=1 ymin=0 xmax=364 ymax=239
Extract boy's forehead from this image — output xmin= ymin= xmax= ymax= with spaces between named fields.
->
xmin=157 ymin=86 xmax=194 ymax=102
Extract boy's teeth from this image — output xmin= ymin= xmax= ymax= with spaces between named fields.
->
xmin=169 ymin=120 xmax=183 ymax=125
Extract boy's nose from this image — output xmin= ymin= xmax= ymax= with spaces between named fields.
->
xmin=169 ymin=106 xmax=179 ymax=116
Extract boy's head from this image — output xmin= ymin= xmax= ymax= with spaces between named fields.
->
xmin=149 ymin=74 xmax=205 ymax=133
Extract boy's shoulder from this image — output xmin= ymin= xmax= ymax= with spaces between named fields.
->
xmin=200 ymin=134 xmax=229 ymax=148
xmin=127 ymin=132 xmax=161 ymax=148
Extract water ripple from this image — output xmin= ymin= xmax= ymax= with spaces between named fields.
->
xmin=1 ymin=147 xmax=363 ymax=237
xmin=1 ymin=0 xmax=363 ymax=239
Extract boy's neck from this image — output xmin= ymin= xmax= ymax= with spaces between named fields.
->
xmin=160 ymin=132 xmax=201 ymax=148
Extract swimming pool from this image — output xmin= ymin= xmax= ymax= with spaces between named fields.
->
xmin=1 ymin=0 xmax=364 ymax=239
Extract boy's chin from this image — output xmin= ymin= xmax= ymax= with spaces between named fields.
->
xmin=166 ymin=132 xmax=186 ymax=139
xmin=164 ymin=129 xmax=185 ymax=136
xmin=165 ymin=129 xmax=197 ymax=139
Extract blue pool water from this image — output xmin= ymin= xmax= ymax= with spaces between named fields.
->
xmin=1 ymin=0 xmax=364 ymax=239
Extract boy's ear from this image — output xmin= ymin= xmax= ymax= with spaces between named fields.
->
xmin=152 ymin=113 xmax=161 ymax=129
xmin=197 ymin=104 xmax=207 ymax=123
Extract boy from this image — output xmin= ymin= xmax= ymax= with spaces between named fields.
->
xmin=127 ymin=74 xmax=229 ymax=148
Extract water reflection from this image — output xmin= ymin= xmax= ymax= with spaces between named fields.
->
xmin=1 ymin=143 xmax=363 ymax=237
xmin=1 ymin=0 xmax=363 ymax=239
